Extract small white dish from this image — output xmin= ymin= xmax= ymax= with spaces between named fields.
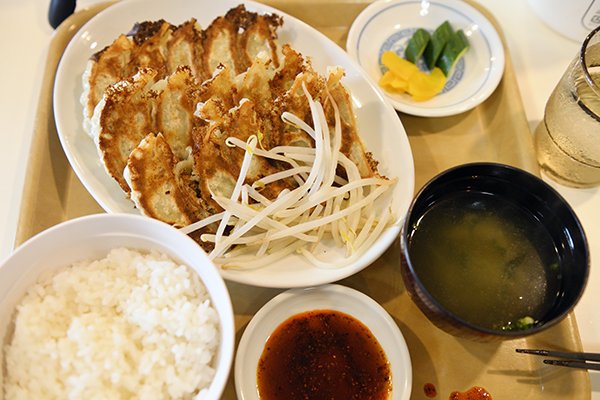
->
xmin=53 ymin=0 xmax=415 ymax=288
xmin=234 ymin=284 xmax=412 ymax=400
xmin=347 ymin=0 xmax=505 ymax=117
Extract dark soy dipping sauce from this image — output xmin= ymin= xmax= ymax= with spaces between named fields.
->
xmin=408 ymin=192 xmax=561 ymax=330
xmin=257 ymin=310 xmax=392 ymax=400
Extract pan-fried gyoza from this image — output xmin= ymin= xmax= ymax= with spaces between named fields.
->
xmin=82 ymin=6 xmax=395 ymax=267
xmin=81 ymin=5 xmax=282 ymax=133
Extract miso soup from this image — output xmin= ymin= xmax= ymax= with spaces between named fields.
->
xmin=407 ymin=192 xmax=561 ymax=330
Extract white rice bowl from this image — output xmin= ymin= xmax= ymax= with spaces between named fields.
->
xmin=0 ymin=214 xmax=234 ymax=400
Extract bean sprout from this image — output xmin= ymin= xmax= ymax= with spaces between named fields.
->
xmin=181 ymin=84 xmax=396 ymax=269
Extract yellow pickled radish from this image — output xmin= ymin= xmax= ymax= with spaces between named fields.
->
xmin=381 ymin=51 xmax=418 ymax=81
xmin=379 ymin=51 xmax=447 ymax=101
xmin=408 ymin=67 xmax=447 ymax=101
xmin=379 ymin=71 xmax=408 ymax=93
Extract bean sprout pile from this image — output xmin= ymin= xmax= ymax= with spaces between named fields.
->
xmin=181 ymin=85 xmax=396 ymax=270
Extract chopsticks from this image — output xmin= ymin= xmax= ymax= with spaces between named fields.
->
xmin=516 ymin=348 xmax=600 ymax=371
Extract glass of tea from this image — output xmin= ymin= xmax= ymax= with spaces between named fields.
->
xmin=534 ymin=25 xmax=600 ymax=188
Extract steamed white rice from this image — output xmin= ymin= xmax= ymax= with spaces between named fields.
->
xmin=3 ymin=248 xmax=220 ymax=400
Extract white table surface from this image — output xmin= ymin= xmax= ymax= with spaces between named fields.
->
xmin=0 ymin=0 xmax=598 ymax=396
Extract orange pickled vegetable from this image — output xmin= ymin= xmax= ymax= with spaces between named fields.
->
xmin=408 ymin=67 xmax=447 ymax=101
xmin=379 ymin=71 xmax=407 ymax=93
xmin=379 ymin=51 xmax=447 ymax=101
xmin=381 ymin=51 xmax=418 ymax=81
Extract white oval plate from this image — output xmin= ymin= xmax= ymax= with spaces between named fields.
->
xmin=234 ymin=284 xmax=412 ymax=400
xmin=53 ymin=0 xmax=414 ymax=288
xmin=347 ymin=0 xmax=505 ymax=117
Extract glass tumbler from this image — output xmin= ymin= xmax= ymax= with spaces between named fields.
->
xmin=534 ymin=25 xmax=600 ymax=188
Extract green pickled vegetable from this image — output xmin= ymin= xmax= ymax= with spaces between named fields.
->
xmin=424 ymin=21 xmax=454 ymax=69
xmin=404 ymin=28 xmax=431 ymax=63
xmin=436 ymin=29 xmax=470 ymax=76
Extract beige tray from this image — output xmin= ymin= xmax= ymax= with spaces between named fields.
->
xmin=16 ymin=1 xmax=590 ymax=398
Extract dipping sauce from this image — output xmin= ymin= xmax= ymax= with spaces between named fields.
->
xmin=407 ymin=192 xmax=561 ymax=330
xmin=449 ymin=386 xmax=492 ymax=400
xmin=257 ymin=310 xmax=391 ymax=400
xmin=424 ymin=382 xmax=437 ymax=397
